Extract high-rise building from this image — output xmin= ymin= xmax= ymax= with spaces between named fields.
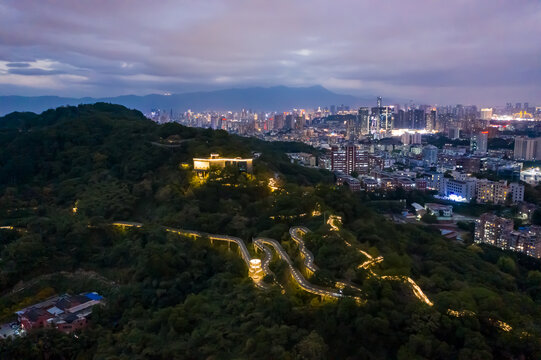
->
xmin=422 ymin=145 xmax=438 ymax=165
xmin=346 ymin=118 xmax=356 ymax=141
xmin=447 ymin=128 xmax=460 ymax=139
xmin=480 ymin=108 xmax=493 ymax=120
xmin=443 ymin=178 xmax=477 ymax=201
xmin=476 ymin=214 xmax=541 ymax=258
xmin=331 ymin=144 xmax=369 ymax=175
xmin=470 ymin=131 xmax=488 ymax=154
xmin=285 ymin=114 xmax=294 ymax=130
xmin=358 ymin=107 xmax=370 ymax=135
xmin=413 ymin=109 xmax=425 ymax=130
xmin=401 ymin=132 xmax=421 ymax=145
xmin=395 ymin=109 xmax=406 ymax=129
xmin=475 ymin=213 xmax=514 ymax=248
xmin=476 ymin=180 xmax=524 ymax=205
xmin=507 ymin=226 xmax=541 ymax=258
xmin=274 ymin=114 xmax=284 ymax=130
xmin=513 ymin=136 xmax=541 ymax=160
xmin=380 ymin=106 xmax=394 ymax=133
xmin=425 ymin=108 xmax=437 ymax=131
xmin=369 ymin=97 xmax=393 ymax=134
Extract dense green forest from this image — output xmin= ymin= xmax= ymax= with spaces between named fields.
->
xmin=1 ymin=103 xmax=541 ymax=359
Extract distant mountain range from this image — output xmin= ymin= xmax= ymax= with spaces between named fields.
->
xmin=0 ymin=85 xmax=375 ymax=115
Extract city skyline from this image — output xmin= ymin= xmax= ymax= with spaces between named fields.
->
xmin=1 ymin=0 xmax=540 ymax=103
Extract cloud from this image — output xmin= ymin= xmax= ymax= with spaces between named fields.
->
xmin=0 ymin=0 xmax=540 ymax=104
xmin=8 ymin=68 xmax=65 ymax=76
xmin=6 ymin=62 xmax=30 ymax=68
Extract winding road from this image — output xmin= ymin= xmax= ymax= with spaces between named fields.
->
xmin=114 ymin=221 xmax=358 ymax=300
xmin=3 ymin=220 xmax=514 ymax=332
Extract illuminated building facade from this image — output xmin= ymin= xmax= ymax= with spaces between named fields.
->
xmin=476 ymin=214 xmax=541 ymax=258
xmin=480 ymin=108 xmax=493 ymax=120
xmin=331 ymin=144 xmax=369 ymax=175
xmin=470 ymin=131 xmax=488 ymax=154
xmin=425 ymin=108 xmax=437 ymax=131
xmin=193 ymin=154 xmax=253 ymax=175
xmin=475 ymin=213 xmax=514 ymax=248
xmin=475 ymin=180 xmax=524 ymax=205
xmin=520 ymin=168 xmax=541 ymax=185
xmin=442 ymin=178 xmax=477 ymax=201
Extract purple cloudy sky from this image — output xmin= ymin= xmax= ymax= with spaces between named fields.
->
xmin=1 ymin=0 xmax=540 ymax=104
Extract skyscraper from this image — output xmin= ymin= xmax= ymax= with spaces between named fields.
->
xmin=513 ymin=136 xmax=541 ymax=160
xmin=480 ymin=108 xmax=493 ymax=120
xmin=331 ymin=144 xmax=369 ymax=175
xmin=422 ymin=145 xmax=438 ymax=165
xmin=470 ymin=131 xmax=488 ymax=154
xmin=358 ymin=107 xmax=370 ymax=135
xmin=425 ymin=108 xmax=437 ymax=131
xmin=413 ymin=109 xmax=425 ymax=129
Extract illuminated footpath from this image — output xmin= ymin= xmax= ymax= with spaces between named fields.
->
xmin=326 ymin=216 xmax=512 ymax=332
xmin=109 ymin=221 xmax=512 ymax=332
xmin=112 ymin=221 xmax=359 ymax=300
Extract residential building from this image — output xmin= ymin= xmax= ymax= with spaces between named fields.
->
xmin=470 ymin=131 xmax=488 ymax=154
xmin=507 ymin=227 xmax=541 ymax=258
xmin=331 ymin=144 xmax=369 ymax=175
xmin=422 ymin=145 xmax=438 ymax=165
xmin=514 ymin=137 xmax=541 ymax=160
xmin=480 ymin=108 xmax=493 ymax=120
xmin=443 ymin=178 xmax=477 ymax=201
xmin=475 ymin=180 xmax=524 ymax=205
xmin=335 ymin=173 xmax=361 ymax=191
xmin=520 ymin=167 xmax=541 ymax=185
xmin=447 ymin=127 xmax=460 ymax=139
xmin=16 ymin=292 xmax=104 ymax=334
xmin=425 ymin=203 xmax=453 ymax=217
xmin=456 ymin=157 xmax=481 ymax=174
xmin=474 ymin=213 xmax=514 ymax=248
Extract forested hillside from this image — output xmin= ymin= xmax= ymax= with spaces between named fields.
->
xmin=1 ymin=104 xmax=540 ymax=359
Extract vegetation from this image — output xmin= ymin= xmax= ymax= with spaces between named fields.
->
xmin=1 ymin=104 xmax=541 ymax=359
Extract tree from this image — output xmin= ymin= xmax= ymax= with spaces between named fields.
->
xmin=532 ymin=209 xmax=541 ymax=225
xmin=497 ymin=256 xmax=517 ymax=274
xmin=421 ymin=213 xmax=438 ymax=224
xmin=294 ymin=331 xmax=328 ymax=360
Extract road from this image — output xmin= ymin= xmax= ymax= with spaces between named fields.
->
xmin=2 ymin=221 xmax=514 ymax=332
xmin=289 ymin=226 xmax=317 ymax=273
xmin=113 ymin=221 xmax=355 ymax=300
xmin=253 ymin=237 xmax=346 ymax=299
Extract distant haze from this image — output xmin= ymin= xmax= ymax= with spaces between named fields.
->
xmin=0 ymin=86 xmax=372 ymax=115
xmin=1 ymin=1 xmax=540 ymax=104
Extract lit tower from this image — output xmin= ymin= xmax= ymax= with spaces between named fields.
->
xmin=249 ymin=259 xmax=264 ymax=282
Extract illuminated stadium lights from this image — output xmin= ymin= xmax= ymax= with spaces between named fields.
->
xmin=434 ymin=194 xmax=468 ymax=203
xmin=448 ymin=194 xmax=467 ymax=202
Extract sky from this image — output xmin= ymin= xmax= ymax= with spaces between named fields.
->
xmin=1 ymin=0 xmax=540 ymax=105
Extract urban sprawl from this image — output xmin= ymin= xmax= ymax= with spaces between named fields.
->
xmin=146 ymin=99 xmax=541 ymax=260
